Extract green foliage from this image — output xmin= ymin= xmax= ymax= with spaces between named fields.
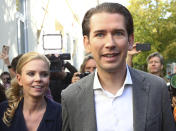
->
xmin=128 ymin=0 xmax=176 ymax=73
xmin=163 ymin=42 xmax=176 ymax=62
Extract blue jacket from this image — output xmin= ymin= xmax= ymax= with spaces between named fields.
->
xmin=0 ymin=97 xmax=62 ymax=131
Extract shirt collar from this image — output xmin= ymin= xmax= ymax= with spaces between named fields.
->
xmin=93 ymin=65 xmax=132 ymax=90
xmin=124 ymin=65 xmax=133 ymax=85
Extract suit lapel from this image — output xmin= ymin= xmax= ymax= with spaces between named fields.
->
xmin=129 ymin=68 xmax=150 ymax=131
xmin=78 ymin=73 xmax=97 ymax=131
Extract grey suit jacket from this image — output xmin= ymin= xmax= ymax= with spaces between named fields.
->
xmin=61 ymin=67 xmax=176 ymax=131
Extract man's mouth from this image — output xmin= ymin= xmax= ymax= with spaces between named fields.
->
xmin=102 ymin=53 xmax=119 ymax=57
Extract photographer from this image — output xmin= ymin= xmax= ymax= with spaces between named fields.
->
xmin=72 ymin=54 xmax=96 ymax=83
xmin=127 ymin=45 xmax=165 ymax=78
xmin=46 ymin=54 xmax=77 ymax=103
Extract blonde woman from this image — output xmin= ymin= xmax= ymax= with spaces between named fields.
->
xmin=0 ymin=52 xmax=61 ymax=131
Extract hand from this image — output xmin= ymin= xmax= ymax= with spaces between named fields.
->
xmin=0 ymin=51 xmax=10 ymax=65
xmin=128 ymin=43 xmax=141 ymax=57
xmin=126 ymin=43 xmax=141 ymax=67
xmin=71 ymin=72 xmax=81 ymax=83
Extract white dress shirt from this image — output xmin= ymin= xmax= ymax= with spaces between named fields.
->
xmin=93 ymin=65 xmax=133 ymax=131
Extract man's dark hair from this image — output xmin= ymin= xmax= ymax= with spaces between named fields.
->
xmin=147 ymin=52 xmax=164 ymax=65
xmin=82 ymin=2 xmax=134 ymax=37
xmin=11 ymin=54 xmax=23 ymax=71
xmin=0 ymin=71 xmax=10 ymax=79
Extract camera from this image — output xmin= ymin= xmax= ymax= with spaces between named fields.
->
xmin=136 ymin=43 xmax=151 ymax=51
xmin=77 ymin=72 xmax=90 ymax=78
xmin=46 ymin=53 xmax=71 ymax=72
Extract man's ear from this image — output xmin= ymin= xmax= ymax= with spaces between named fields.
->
xmin=161 ymin=64 xmax=164 ymax=70
xmin=16 ymin=74 xmax=22 ymax=86
xmin=128 ymin=34 xmax=134 ymax=51
xmin=83 ymin=35 xmax=91 ymax=53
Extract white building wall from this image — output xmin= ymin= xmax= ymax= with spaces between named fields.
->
xmin=29 ymin=0 xmax=85 ymax=70
xmin=0 ymin=0 xmax=18 ymax=73
xmin=0 ymin=0 xmax=87 ymax=73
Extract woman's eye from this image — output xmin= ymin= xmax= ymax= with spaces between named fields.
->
xmin=27 ymin=72 xmax=35 ymax=76
xmin=41 ymin=72 xmax=49 ymax=77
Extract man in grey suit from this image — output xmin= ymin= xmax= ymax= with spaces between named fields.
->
xmin=61 ymin=2 xmax=176 ymax=131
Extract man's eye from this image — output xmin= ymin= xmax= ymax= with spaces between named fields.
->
xmin=155 ymin=61 xmax=160 ymax=64
xmin=114 ymin=32 xmax=123 ymax=36
xmin=95 ymin=33 xmax=104 ymax=37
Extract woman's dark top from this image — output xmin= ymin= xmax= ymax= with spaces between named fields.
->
xmin=0 ymin=97 xmax=62 ymax=131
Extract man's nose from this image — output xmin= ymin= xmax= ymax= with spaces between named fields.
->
xmin=151 ymin=61 xmax=156 ymax=65
xmin=105 ymin=34 xmax=116 ymax=49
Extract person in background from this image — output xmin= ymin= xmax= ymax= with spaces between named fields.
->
xmin=0 ymin=49 xmax=23 ymax=78
xmin=0 ymin=84 xmax=6 ymax=103
xmin=126 ymin=43 xmax=140 ymax=67
xmin=9 ymin=54 xmax=23 ymax=78
xmin=71 ymin=54 xmax=96 ymax=83
xmin=0 ymin=52 xmax=62 ymax=131
xmin=49 ymin=65 xmax=74 ymax=103
xmin=127 ymin=46 xmax=164 ymax=78
xmin=0 ymin=46 xmax=21 ymax=78
xmin=61 ymin=2 xmax=176 ymax=131
xmin=146 ymin=52 xmax=164 ymax=77
xmin=172 ymin=96 xmax=176 ymax=122
xmin=0 ymin=72 xmax=11 ymax=89
xmin=46 ymin=54 xmax=77 ymax=103
xmin=80 ymin=54 xmax=96 ymax=73
xmin=147 ymin=53 xmax=176 ymax=122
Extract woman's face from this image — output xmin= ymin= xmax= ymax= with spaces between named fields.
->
xmin=84 ymin=59 xmax=96 ymax=73
xmin=17 ymin=59 xmax=50 ymax=99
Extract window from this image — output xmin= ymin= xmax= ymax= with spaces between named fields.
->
xmin=16 ymin=0 xmax=28 ymax=54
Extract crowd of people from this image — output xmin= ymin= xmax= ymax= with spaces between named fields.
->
xmin=0 ymin=2 xmax=176 ymax=131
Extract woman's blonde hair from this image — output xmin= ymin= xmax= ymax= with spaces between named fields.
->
xmin=3 ymin=52 xmax=50 ymax=126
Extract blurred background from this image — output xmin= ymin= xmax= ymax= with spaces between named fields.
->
xmin=0 ymin=0 xmax=175 ymax=76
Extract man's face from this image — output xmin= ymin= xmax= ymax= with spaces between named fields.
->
xmin=1 ymin=74 xmax=10 ymax=84
xmin=147 ymin=56 xmax=163 ymax=75
xmin=84 ymin=12 xmax=133 ymax=73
